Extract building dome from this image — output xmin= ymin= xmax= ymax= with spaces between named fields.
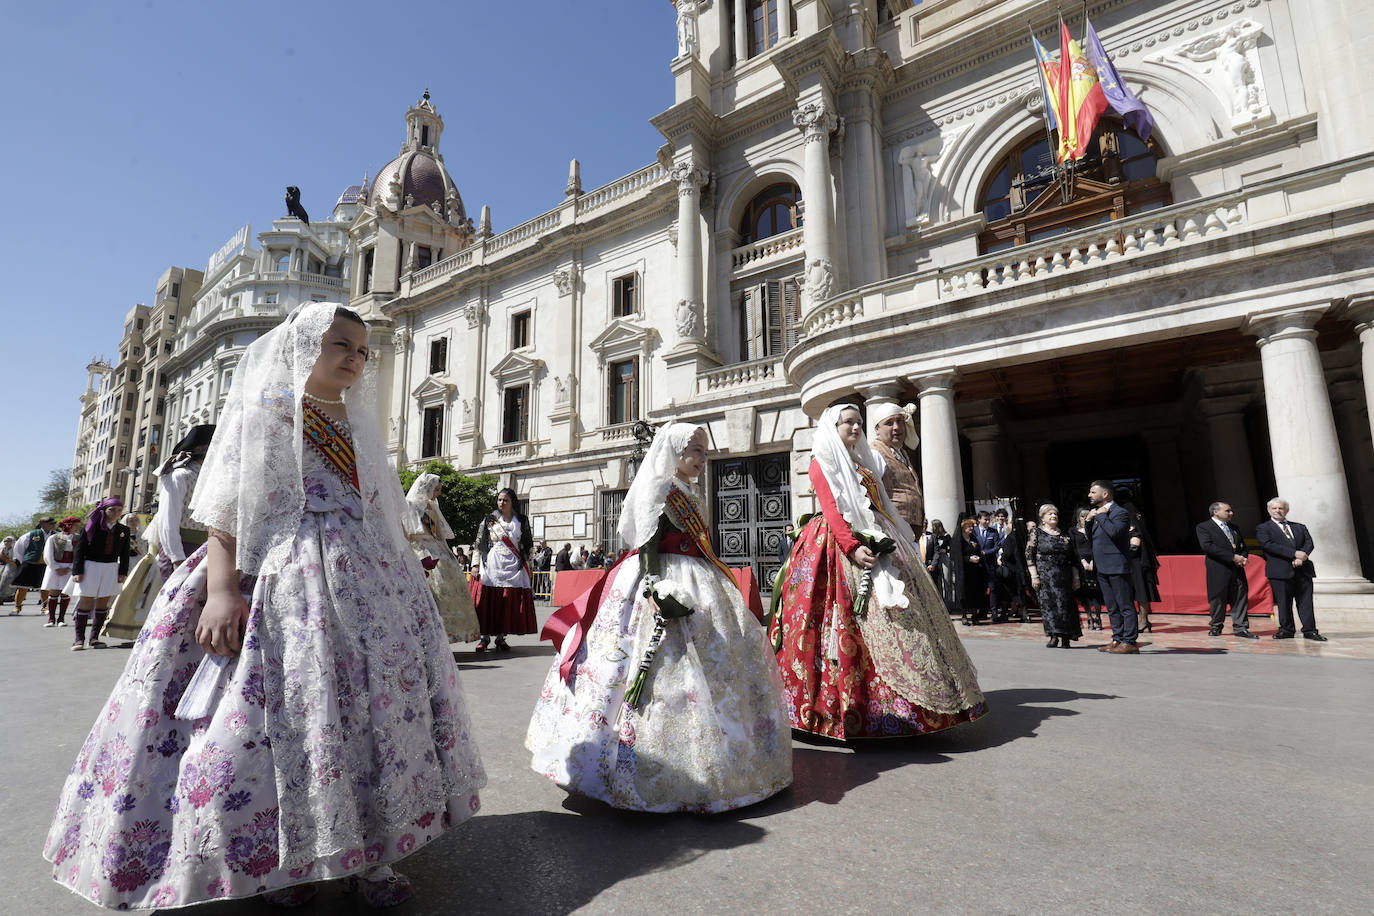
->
xmin=366 ymin=90 xmax=469 ymax=226
xmin=368 ymin=152 xmax=466 ymax=221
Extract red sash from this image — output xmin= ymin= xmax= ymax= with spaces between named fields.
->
xmin=541 ymin=551 xmax=635 ymax=681
xmin=499 ymin=532 xmax=531 ymax=579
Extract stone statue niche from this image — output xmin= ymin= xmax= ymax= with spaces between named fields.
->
xmin=285 ymin=186 xmax=310 ymax=225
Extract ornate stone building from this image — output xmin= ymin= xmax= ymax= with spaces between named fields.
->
xmin=354 ymin=1 xmax=1374 ymax=605
xmin=161 ymin=192 xmax=362 ymax=467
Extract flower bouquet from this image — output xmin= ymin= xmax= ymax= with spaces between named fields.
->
xmin=852 ymin=528 xmax=898 ymax=619
xmin=623 ymin=578 xmax=697 ymax=711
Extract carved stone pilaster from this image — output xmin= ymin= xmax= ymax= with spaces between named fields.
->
xmin=793 ymin=100 xmax=838 ymax=144
xmin=553 ymin=266 xmax=578 ymax=297
xmin=464 ymin=300 xmax=487 ymax=330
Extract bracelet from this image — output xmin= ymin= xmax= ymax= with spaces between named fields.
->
xmin=641 ymin=574 xmax=661 ymax=599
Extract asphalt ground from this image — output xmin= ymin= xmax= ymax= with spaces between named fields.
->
xmin=3 ymin=606 xmax=1371 ymax=915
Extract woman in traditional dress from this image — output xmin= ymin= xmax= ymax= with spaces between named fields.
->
xmin=1072 ymin=508 xmax=1104 ymax=630
xmin=69 ymin=498 xmax=132 ymax=651
xmin=528 ymin=423 xmax=791 ymax=812
xmin=769 ymin=404 xmax=987 ymax=741
xmin=0 ymin=536 xmax=16 ymax=601
xmin=44 ymin=304 xmax=485 ymax=909
xmin=404 ymin=473 xmax=481 ymax=645
xmin=472 ymin=487 xmax=536 ymax=652
xmin=40 ymin=516 xmax=80 ymax=626
xmin=103 ymin=426 xmax=215 ymax=643
xmin=1027 ymin=504 xmax=1082 ymax=648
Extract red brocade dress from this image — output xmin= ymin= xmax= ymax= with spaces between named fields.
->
xmin=768 ymin=461 xmax=987 ymax=740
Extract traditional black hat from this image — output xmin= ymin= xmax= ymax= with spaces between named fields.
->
xmin=171 ymin=425 xmax=216 ymax=455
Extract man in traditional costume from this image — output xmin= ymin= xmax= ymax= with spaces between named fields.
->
xmin=869 ymin=402 xmax=925 ymax=539
xmin=9 ymin=516 xmax=54 ymax=614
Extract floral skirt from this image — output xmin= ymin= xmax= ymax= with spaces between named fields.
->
xmin=409 ymin=535 xmax=481 ymax=643
xmin=526 ymin=554 xmax=792 ymax=813
xmin=103 ymin=551 xmax=163 ymax=642
xmin=473 ymin=584 xmax=537 ymax=635
xmin=768 ymin=516 xmax=988 ymax=741
xmin=43 ymin=509 xmax=486 ymax=910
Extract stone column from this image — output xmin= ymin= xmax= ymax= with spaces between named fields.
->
xmin=794 ymin=99 xmax=838 ymax=308
xmin=911 ymin=371 xmax=964 ymax=530
xmin=1246 ymin=309 xmax=1374 ymax=594
xmin=779 ymin=0 xmax=793 ymax=39
xmin=1329 ymin=378 xmax=1374 ymax=577
xmin=964 ymin=425 xmax=1003 ymax=502
xmin=1347 ymin=295 xmax=1374 ymax=448
xmin=670 ymin=160 xmax=709 ymax=346
xmin=1197 ymin=393 xmax=1262 ymax=531
xmin=1019 ymin=441 xmax=1051 ymax=509
xmin=1144 ymin=430 xmax=1192 ymax=551
xmin=734 ymin=0 xmax=748 ymax=64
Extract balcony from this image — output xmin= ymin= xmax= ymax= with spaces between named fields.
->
xmin=695 ymin=356 xmax=784 ymax=395
xmin=730 ymin=227 xmax=804 ymax=276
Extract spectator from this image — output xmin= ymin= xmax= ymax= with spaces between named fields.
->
xmin=1026 ymin=504 xmax=1081 ymax=648
xmin=555 ymin=543 xmax=573 ymax=572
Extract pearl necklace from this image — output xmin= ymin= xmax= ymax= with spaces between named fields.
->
xmin=304 ymin=391 xmax=346 ymax=406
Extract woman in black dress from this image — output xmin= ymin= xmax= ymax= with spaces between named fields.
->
xmin=1027 ymin=504 xmax=1082 ymax=647
xmin=959 ymin=518 xmax=988 ymax=626
xmin=930 ymin=520 xmax=957 ymax=613
xmin=1071 ymin=508 xmax=1103 ymax=630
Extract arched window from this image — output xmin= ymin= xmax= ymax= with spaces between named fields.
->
xmin=738 ymin=182 xmax=802 ymax=244
xmin=977 ymin=119 xmax=1169 ymax=253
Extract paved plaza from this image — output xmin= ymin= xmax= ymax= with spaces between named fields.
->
xmin=3 ymin=607 xmax=1371 ymax=916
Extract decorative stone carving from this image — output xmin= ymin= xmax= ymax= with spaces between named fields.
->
xmin=565 ymin=158 xmax=583 ymax=197
xmin=897 ymin=126 xmax=966 ymax=228
xmin=668 ymin=224 xmax=679 ymax=249
xmin=391 ymin=327 xmax=410 ymax=348
xmin=389 ymin=416 xmax=399 ymax=440
xmin=674 ymin=0 xmax=700 ymax=60
xmin=670 ymin=161 xmax=708 ymax=195
xmin=554 ymin=266 xmax=578 ymax=297
xmin=461 ymin=398 xmax=475 ymax=426
xmin=478 ymin=205 xmax=492 ymax=238
xmin=793 ymin=101 xmax=838 ymax=143
xmin=675 ymin=298 xmax=701 ymax=340
xmin=464 ymin=300 xmax=487 ymax=330
xmin=805 ymin=258 xmax=834 ymax=303
xmin=1151 ymin=19 xmax=1271 ymax=128
xmin=553 ymin=372 xmax=576 ymax=407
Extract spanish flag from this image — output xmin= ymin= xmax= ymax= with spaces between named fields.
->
xmin=1057 ymin=19 xmax=1109 ymax=162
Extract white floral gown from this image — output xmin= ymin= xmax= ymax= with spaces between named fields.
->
xmin=408 ymin=510 xmax=481 ymax=643
xmin=44 ymin=420 xmax=486 ymax=910
xmin=526 ymin=482 xmax=792 ymax=813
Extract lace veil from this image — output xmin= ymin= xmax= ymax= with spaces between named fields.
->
xmin=616 ymin=422 xmax=702 ymax=551
xmin=190 ymin=302 xmax=413 ymax=577
xmin=403 ymin=473 xmax=455 ymax=540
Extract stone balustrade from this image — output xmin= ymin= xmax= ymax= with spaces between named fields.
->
xmin=487 ymin=211 xmax=563 ymax=254
xmin=492 ymin=441 xmax=532 ymax=461
xmin=803 ymin=298 xmax=866 ymax=337
xmin=730 ymin=227 xmax=804 ymax=273
xmin=938 ymin=195 xmax=1247 ymax=297
xmin=696 ymin=356 xmax=782 ymax=393
xmin=600 ymin=422 xmax=636 ymax=442
xmin=576 ymin=163 xmax=669 ymax=216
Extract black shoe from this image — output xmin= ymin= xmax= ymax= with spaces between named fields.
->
xmin=1234 ymin=630 xmax=1259 ymax=639
xmin=1046 ymin=636 xmax=1058 ymax=648
xmin=1209 ymin=628 xmax=1222 ymax=636
xmin=494 ymin=637 xmax=511 ymax=652
xmin=1273 ymin=631 xmax=1295 ymax=639
xmin=1302 ymin=632 xmax=1328 ymax=642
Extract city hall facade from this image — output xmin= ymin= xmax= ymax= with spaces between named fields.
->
xmin=167 ymin=0 xmax=1374 ymax=605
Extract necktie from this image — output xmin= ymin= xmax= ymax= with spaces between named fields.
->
xmin=918 ymin=536 xmax=927 ymax=563
xmin=1282 ymin=523 xmax=1293 ymax=540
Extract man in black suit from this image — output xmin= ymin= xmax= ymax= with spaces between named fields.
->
xmin=974 ymin=511 xmax=1002 ymax=620
xmin=1255 ymin=497 xmax=1327 ymax=641
xmin=1086 ymin=480 xmax=1139 ymax=653
xmin=1195 ymin=501 xmax=1257 ymax=638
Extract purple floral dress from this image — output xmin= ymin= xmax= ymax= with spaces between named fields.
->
xmin=43 ymin=436 xmax=486 ymax=910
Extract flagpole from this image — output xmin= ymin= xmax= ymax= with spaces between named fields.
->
xmin=1028 ymin=25 xmax=1059 ymax=196
xmin=1057 ymin=11 xmax=1075 ymax=203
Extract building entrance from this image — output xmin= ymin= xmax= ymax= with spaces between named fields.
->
xmin=710 ymin=452 xmax=791 ymax=597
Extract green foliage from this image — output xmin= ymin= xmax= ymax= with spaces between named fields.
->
xmin=38 ymin=467 xmax=73 ymax=513
xmin=0 ymin=503 xmax=96 ymax=542
xmin=397 ymin=461 xmax=498 ymax=547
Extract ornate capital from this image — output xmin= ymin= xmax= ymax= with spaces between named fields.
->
xmin=464 ymin=300 xmax=488 ymax=330
xmin=670 ymin=161 xmax=708 ymax=196
xmin=391 ymin=327 xmax=411 ymax=348
xmin=793 ymin=101 xmax=838 ymax=143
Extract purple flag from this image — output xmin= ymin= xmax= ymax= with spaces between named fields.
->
xmin=1084 ymin=19 xmax=1153 ymax=142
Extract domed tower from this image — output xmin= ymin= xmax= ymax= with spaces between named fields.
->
xmin=350 ymin=91 xmax=475 ymax=308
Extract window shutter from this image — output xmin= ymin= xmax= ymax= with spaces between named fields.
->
xmin=745 ymin=284 xmax=766 ymax=360
xmin=781 ymin=278 xmax=800 ymax=353
xmin=765 ymin=279 xmax=783 ymax=356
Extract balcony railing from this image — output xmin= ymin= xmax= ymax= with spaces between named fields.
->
xmin=730 ymin=227 xmax=804 ymax=273
xmin=696 ymin=356 xmax=784 ymax=394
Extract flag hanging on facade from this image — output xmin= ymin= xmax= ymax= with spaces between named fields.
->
xmin=1083 ymin=18 xmax=1154 ymax=143
xmin=1057 ymin=19 xmax=1109 ymax=161
xmin=1031 ymin=35 xmax=1064 ymax=136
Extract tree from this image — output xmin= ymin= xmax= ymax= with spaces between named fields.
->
xmin=38 ymin=467 xmax=72 ymax=512
xmin=397 ymin=461 xmax=498 ymax=547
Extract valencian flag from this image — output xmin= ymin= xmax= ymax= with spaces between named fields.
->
xmin=1057 ymin=18 xmax=1109 ymax=161
xmin=1031 ymin=35 xmax=1066 ymax=138
xmin=1084 ymin=18 xmax=1154 ymax=142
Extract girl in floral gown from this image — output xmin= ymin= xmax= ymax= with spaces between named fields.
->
xmin=527 ymin=423 xmax=792 ymax=813
xmin=404 ymin=473 xmax=481 ymax=644
xmin=769 ymin=404 xmax=987 ymax=741
xmin=43 ymin=304 xmax=486 ymax=909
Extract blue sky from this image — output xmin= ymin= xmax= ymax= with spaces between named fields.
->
xmin=0 ymin=0 xmax=674 ymax=520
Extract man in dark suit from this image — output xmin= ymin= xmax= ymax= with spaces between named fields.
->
xmin=1086 ymin=480 xmax=1139 ymax=653
xmin=974 ymin=511 xmax=1002 ymax=620
xmin=1195 ymin=501 xmax=1257 ymax=638
xmin=1255 ymin=497 xmax=1326 ymax=641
